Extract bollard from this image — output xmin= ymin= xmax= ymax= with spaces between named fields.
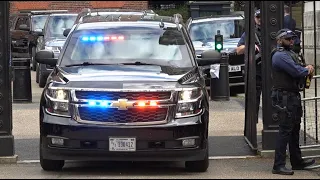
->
xmin=209 ymin=53 xmax=230 ymax=101
xmin=12 ymin=58 xmax=32 ymax=103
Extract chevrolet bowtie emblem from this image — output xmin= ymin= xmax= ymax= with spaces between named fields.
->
xmin=112 ymin=99 xmax=134 ymax=110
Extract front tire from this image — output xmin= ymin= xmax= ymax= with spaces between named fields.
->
xmin=40 ymin=155 xmax=65 ymax=171
xmin=39 ymin=142 xmax=64 ymax=171
xmin=185 ymin=149 xmax=209 ymax=172
xmin=36 ymin=64 xmax=39 ymax=83
xmin=38 ymin=65 xmax=46 ymax=88
xmin=31 ymin=47 xmax=37 ymax=71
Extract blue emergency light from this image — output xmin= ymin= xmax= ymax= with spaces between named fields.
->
xmin=81 ymin=35 xmax=124 ymax=42
xmin=88 ymin=100 xmax=112 ymax=107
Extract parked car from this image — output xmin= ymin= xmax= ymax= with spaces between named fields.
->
xmin=36 ymin=13 xmax=77 ymax=87
xmin=10 ymin=10 xmax=69 ymax=71
xmin=186 ymin=14 xmax=246 ymax=92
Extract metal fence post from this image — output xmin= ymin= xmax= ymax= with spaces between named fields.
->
xmin=0 ymin=1 xmax=16 ymax=161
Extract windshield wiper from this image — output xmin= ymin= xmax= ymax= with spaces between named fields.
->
xmin=65 ymin=62 xmax=116 ymax=67
xmin=119 ymin=61 xmax=158 ymax=66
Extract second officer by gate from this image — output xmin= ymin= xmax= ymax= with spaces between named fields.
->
xmin=271 ymin=29 xmax=316 ymax=175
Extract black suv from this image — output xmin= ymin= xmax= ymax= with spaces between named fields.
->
xmin=186 ymin=14 xmax=246 ymax=92
xmin=36 ymin=13 xmax=77 ymax=88
xmin=36 ymin=13 xmax=220 ymax=172
xmin=10 ymin=10 xmax=69 ymax=71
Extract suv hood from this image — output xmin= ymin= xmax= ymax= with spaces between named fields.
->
xmin=193 ymin=38 xmax=240 ymax=54
xmin=50 ymin=65 xmax=195 ymax=89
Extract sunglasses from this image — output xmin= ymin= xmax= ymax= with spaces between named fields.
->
xmin=255 ymin=16 xmax=260 ymax=18
xmin=284 ymin=37 xmax=293 ymax=41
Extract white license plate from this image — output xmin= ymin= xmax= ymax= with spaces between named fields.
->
xmin=229 ymin=65 xmax=241 ymax=72
xmin=109 ymin=137 xmax=136 ymax=152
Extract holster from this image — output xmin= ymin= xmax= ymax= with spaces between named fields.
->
xmin=271 ymin=90 xmax=289 ymax=122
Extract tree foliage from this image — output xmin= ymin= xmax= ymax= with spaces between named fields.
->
xmin=153 ymin=4 xmax=189 ymax=23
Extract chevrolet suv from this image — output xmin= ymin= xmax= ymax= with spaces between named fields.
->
xmin=35 ymin=13 xmax=220 ymax=172
xmin=186 ymin=14 xmax=246 ymax=92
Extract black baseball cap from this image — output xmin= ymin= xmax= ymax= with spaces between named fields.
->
xmin=255 ymin=9 xmax=260 ymax=17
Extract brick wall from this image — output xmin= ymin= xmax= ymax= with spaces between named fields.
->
xmin=10 ymin=1 xmax=149 ymax=14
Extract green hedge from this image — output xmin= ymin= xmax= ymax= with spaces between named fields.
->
xmin=153 ymin=5 xmax=190 ymax=23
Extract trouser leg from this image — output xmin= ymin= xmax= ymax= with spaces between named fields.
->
xmin=289 ymin=122 xmax=303 ymax=166
xmin=273 ymin=123 xmax=292 ymax=169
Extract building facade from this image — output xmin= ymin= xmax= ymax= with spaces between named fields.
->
xmin=9 ymin=1 xmax=149 ymax=14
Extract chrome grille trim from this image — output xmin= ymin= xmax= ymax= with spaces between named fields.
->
xmin=71 ymin=104 xmax=174 ymax=126
xmin=68 ymin=89 xmax=181 ymax=126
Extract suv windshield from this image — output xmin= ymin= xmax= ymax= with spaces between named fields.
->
xmin=189 ymin=18 xmax=245 ymax=42
xmin=61 ymin=25 xmax=193 ymax=68
xmin=31 ymin=15 xmax=48 ymax=31
xmin=45 ymin=14 xmax=77 ymax=39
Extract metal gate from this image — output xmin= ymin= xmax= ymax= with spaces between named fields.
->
xmin=292 ymin=1 xmax=320 ymax=169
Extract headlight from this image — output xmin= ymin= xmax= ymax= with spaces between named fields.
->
xmin=176 ymin=88 xmax=203 ymax=118
xmin=44 ymin=46 xmax=53 ymax=50
xmin=45 ymin=89 xmax=70 ymax=116
xmin=45 ymin=46 xmax=60 ymax=53
xmin=179 ymin=89 xmax=202 ymax=101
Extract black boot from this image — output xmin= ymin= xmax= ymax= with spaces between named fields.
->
xmin=292 ymin=159 xmax=316 ymax=170
xmin=272 ymin=167 xmax=294 ymax=175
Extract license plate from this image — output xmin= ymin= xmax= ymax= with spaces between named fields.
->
xmin=229 ymin=65 xmax=241 ymax=72
xmin=109 ymin=137 xmax=136 ymax=152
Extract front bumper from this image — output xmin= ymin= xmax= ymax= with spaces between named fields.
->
xmin=41 ymin=109 xmax=208 ymax=162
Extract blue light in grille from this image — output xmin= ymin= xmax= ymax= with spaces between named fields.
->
xmin=88 ymin=100 xmax=111 ymax=107
xmin=88 ymin=101 xmax=96 ymax=106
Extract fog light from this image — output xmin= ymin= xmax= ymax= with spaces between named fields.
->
xmin=51 ymin=138 xmax=64 ymax=146
xmin=182 ymin=139 xmax=195 ymax=147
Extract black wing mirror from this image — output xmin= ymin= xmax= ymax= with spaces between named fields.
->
xmin=35 ymin=50 xmax=58 ymax=66
xmin=196 ymin=50 xmax=221 ymax=66
xmin=63 ymin=28 xmax=71 ymax=37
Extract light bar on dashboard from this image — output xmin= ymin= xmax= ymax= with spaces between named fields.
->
xmin=81 ymin=35 xmax=125 ymax=42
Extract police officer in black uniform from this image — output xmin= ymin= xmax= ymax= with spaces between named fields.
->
xmin=271 ymin=29 xmax=316 ymax=175
xmin=236 ymin=9 xmax=262 ymax=121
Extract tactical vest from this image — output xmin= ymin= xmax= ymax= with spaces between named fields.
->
xmin=271 ymin=48 xmax=305 ymax=92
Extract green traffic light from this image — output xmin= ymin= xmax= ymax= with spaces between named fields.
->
xmin=216 ymin=43 xmax=222 ymax=50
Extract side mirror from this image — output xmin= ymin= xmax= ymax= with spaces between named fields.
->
xmin=35 ymin=50 xmax=58 ymax=66
xmin=19 ymin=24 xmax=30 ymax=31
xmin=196 ymin=50 xmax=221 ymax=66
xmin=63 ymin=28 xmax=71 ymax=37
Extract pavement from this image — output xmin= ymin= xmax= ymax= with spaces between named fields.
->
xmin=0 ymin=71 xmax=319 ymax=178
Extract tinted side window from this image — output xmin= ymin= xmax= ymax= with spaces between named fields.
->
xmin=15 ymin=16 xmax=30 ymax=29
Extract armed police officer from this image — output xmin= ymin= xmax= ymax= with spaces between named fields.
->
xmin=236 ymin=9 xmax=262 ymax=121
xmin=271 ymin=29 xmax=316 ymax=175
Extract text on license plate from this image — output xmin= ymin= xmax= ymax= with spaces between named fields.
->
xmin=229 ymin=65 xmax=241 ymax=72
xmin=109 ymin=137 xmax=136 ymax=152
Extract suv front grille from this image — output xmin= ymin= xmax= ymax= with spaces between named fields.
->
xmin=75 ymin=91 xmax=171 ymax=101
xmin=78 ymin=107 xmax=168 ymax=124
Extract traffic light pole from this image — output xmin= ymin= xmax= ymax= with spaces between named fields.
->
xmin=0 ymin=1 xmax=17 ymax=163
